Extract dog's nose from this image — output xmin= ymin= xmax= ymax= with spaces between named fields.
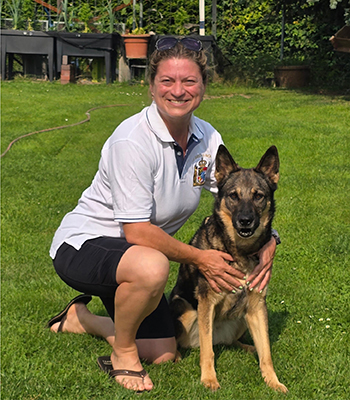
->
xmin=239 ymin=216 xmax=253 ymax=227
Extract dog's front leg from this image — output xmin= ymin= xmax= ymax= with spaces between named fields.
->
xmin=197 ymin=296 xmax=220 ymax=391
xmin=245 ymin=293 xmax=288 ymax=393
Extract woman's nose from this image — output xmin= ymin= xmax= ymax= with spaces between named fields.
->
xmin=171 ymin=80 xmax=185 ymax=97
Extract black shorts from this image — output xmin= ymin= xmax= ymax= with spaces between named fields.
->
xmin=53 ymin=237 xmax=175 ymax=339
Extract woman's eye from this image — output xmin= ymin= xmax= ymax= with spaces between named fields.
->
xmin=184 ymin=79 xmax=197 ymax=86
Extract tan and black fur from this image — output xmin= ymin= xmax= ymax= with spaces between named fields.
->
xmin=169 ymin=145 xmax=288 ymax=393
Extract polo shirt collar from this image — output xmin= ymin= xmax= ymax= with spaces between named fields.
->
xmin=146 ymin=101 xmax=204 ymax=143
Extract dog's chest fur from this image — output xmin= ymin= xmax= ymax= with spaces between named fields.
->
xmin=194 ymin=213 xmax=261 ymax=276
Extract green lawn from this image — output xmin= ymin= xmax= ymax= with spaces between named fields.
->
xmin=1 ymin=80 xmax=349 ymax=400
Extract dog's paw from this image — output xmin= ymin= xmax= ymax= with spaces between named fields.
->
xmin=269 ymin=381 xmax=288 ymax=394
xmin=264 ymin=374 xmax=288 ymax=393
xmin=235 ymin=341 xmax=256 ymax=354
xmin=201 ymin=378 xmax=220 ymax=392
xmin=174 ymin=350 xmax=182 ymax=363
xmin=244 ymin=344 xmax=256 ymax=354
xmin=276 ymin=382 xmax=288 ymax=394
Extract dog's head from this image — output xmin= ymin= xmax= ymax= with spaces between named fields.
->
xmin=215 ymin=145 xmax=279 ymax=242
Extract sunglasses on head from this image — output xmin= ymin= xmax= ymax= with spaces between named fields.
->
xmin=155 ymin=37 xmax=203 ymax=52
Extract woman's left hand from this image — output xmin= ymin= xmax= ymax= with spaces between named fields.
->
xmin=246 ymin=236 xmax=277 ymax=292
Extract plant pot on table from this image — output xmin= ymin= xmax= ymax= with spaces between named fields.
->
xmin=122 ymin=34 xmax=151 ymax=59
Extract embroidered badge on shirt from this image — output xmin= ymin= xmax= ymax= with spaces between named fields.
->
xmin=193 ymin=158 xmax=208 ymax=186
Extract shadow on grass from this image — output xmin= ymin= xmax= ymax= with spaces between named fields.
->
xmin=278 ymin=86 xmax=350 ymax=101
xmin=93 ymin=294 xmax=289 ymax=363
xmin=177 ymin=309 xmax=289 ymax=362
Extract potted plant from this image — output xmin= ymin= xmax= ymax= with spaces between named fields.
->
xmin=274 ymin=58 xmax=311 ymax=88
xmin=121 ymin=1 xmax=150 ymax=58
xmin=122 ymin=28 xmax=150 ymax=58
xmin=272 ymin=0 xmax=312 ymax=88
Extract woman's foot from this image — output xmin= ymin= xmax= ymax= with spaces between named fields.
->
xmin=110 ymin=350 xmax=153 ymax=391
xmin=48 ymin=296 xmax=116 ymax=346
xmin=49 ymin=303 xmax=90 ymax=334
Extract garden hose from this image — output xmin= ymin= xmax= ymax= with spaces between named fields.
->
xmin=1 ymin=104 xmax=130 ymax=158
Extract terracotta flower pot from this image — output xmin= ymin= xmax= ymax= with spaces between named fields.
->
xmin=122 ymin=34 xmax=150 ymax=59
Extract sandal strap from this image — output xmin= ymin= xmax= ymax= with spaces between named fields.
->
xmin=57 ymin=316 xmax=67 ymax=332
xmin=47 ymin=294 xmax=92 ymax=328
xmin=109 ymin=369 xmax=147 ymax=379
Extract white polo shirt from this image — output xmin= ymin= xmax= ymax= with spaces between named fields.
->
xmin=50 ymin=102 xmax=223 ymax=259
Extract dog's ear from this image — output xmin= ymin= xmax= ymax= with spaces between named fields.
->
xmin=255 ymin=145 xmax=279 ymax=184
xmin=215 ymin=145 xmax=240 ymax=184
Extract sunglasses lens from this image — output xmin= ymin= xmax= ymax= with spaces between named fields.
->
xmin=155 ymin=37 xmax=203 ymax=52
xmin=181 ymin=38 xmax=203 ymax=52
xmin=156 ymin=37 xmax=179 ymax=51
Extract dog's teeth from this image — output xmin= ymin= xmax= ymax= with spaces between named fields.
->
xmin=239 ymin=230 xmax=253 ymax=238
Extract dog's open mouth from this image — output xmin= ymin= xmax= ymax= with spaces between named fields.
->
xmin=238 ymin=229 xmax=254 ymax=238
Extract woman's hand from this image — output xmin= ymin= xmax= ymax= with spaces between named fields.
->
xmin=246 ymin=236 xmax=277 ymax=292
xmin=196 ymin=250 xmax=245 ymax=294
xmin=123 ymin=221 xmax=277 ymax=294
xmin=123 ymin=222 xmax=245 ymax=294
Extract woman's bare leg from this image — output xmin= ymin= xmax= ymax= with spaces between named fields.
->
xmin=50 ymin=245 xmax=176 ymax=391
xmin=137 ymin=338 xmax=177 ymax=364
xmin=49 ymin=304 xmax=115 ymax=345
xmin=50 ymin=307 xmax=176 ymax=363
xmin=110 ymin=245 xmax=171 ymax=391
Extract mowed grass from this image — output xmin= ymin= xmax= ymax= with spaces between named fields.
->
xmin=1 ymin=80 xmax=349 ymax=400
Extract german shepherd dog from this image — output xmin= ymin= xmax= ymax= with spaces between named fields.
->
xmin=169 ymin=145 xmax=288 ymax=393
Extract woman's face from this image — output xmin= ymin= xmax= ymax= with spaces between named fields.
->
xmin=150 ymin=57 xmax=206 ymax=125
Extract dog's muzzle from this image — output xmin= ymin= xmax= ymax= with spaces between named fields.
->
xmin=236 ymin=215 xmax=257 ymax=238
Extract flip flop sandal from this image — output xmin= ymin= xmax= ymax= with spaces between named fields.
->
xmin=47 ymin=294 xmax=92 ymax=332
xmin=97 ymin=356 xmax=148 ymax=392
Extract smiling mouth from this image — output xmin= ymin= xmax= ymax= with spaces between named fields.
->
xmin=237 ymin=228 xmax=254 ymax=238
xmin=168 ymin=99 xmax=188 ymax=104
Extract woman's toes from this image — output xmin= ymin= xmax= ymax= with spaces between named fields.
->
xmin=114 ymin=371 xmax=153 ymax=392
xmin=50 ymin=321 xmax=62 ymax=333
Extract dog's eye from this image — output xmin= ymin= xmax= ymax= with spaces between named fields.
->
xmin=254 ymin=192 xmax=264 ymax=201
xmin=230 ymin=192 xmax=239 ymax=200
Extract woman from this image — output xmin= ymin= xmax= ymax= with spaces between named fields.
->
xmin=48 ymin=37 xmax=277 ymax=392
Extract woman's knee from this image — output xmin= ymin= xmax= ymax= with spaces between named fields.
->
xmin=141 ymin=248 xmax=169 ymax=285
xmin=137 ymin=337 xmax=177 ymax=364
xmin=117 ymin=246 xmax=169 ymax=288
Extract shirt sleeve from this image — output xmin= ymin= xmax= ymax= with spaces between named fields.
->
xmin=107 ymin=139 xmax=156 ymax=222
